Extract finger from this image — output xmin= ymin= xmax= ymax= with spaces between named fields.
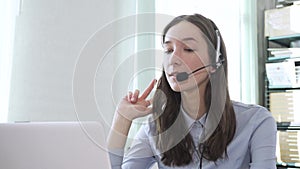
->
xmin=131 ymin=89 xmax=140 ymax=103
xmin=140 ymin=79 xmax=157 ymax=100
xmin=145 ymin=100 xmax=151 ymax=107
xmin=135 ymin=105 xmax=153 ymax=115
xmin=148 ymin=98 xmax=153 ymax=105
xmin=127 ymin=91 xmax=133 ymax=102
xmin=142 ymin=107 xmax=153 ymax=116
xmin=139 ymin=99 xmax=151 ymax=107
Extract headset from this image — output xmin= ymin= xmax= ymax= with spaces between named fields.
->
xmin=215 ymin=29 xmax=223 ymax=69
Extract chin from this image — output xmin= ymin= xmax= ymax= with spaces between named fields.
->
xmin=170 ymin=83 xmax=192 ymax=92
xmin=169 ymin=84 xmax=181 ymax=92
xmin=172 ymin=79 xmax=205 ymax=92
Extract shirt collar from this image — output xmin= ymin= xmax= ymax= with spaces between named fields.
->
xmin=181 ymin=105 xmax=206 ymax=129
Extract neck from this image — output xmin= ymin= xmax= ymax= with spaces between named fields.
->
xmin=181 ymin=84 xmax=207 ymax=120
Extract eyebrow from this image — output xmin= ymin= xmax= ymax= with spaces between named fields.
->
xmin=163 ymin=37 xmax=198 ymax=44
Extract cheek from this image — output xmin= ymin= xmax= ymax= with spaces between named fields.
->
xmin=195 ymin=49 xmax=211 ymax=61
xmin=184 ymin=56 xmax=205 ymax=70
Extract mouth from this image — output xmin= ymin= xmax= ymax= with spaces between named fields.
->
xmin=168 ymin=72 xmax=178 ymax=77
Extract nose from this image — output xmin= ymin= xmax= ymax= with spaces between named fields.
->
xmin=169 ymin=49 xmax=182 ymax=66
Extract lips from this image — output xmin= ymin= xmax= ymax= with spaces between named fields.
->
xmin=168 ymin=72 xmax=178 ymax=77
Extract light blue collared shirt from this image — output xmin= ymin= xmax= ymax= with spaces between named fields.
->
xmin=109 ymin=101 xmax=277 ymax=169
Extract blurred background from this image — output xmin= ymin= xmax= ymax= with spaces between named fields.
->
xmin=0 ymin=0 xmax=270 ymax=123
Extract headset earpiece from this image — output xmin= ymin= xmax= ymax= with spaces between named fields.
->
xmin=215 ymin=30 xmax=223 ymax=69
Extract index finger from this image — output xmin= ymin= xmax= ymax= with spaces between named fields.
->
xmin=139 ymin=79 xmax=157 ymax=100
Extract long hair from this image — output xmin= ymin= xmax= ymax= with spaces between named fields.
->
xmin=152 ymin=14 xmax=236 ymax=166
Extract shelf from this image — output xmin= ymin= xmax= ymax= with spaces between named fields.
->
xmin=268 ymin=87 xmax=300 ymax=90
xmin=277 ymin=122 xmax=300 ymax=130
xmin=267 ymin=56 xmax=296 ymax=62
xmin=277 ymin=162 xmax=300 ymax=168
xmin=267 ymin=56 xmax=300 ymax=62
xmin=268 ymin=34 xmax=300 ymax=47
xmin=265 ymin=9 xmax=300 ymax=169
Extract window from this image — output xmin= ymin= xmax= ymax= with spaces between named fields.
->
xmin=0 ymin=0 xmax=19 ymax=122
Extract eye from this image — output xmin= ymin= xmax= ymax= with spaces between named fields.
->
xmin=164 ymin=48 xmax=173 ymax=54
xmin=184 ymin=48 xmax=195 ymax=52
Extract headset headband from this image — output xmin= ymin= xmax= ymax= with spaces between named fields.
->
xmin=215 ymin=30 xmax=223 ymax=68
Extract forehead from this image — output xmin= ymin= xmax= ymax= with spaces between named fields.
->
xmin=165 ymin=21 xmax=205 ymax=43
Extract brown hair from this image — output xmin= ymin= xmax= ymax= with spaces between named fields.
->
xmin=152 ymin=14 xmax=236 ymax=166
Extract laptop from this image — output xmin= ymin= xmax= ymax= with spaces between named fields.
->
xmin=0 ymin=121 xmax=111 ymax=169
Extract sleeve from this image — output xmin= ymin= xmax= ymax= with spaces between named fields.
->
xmin=109 ymin=124 xmax=157 ymax=169
xmin=109 ymin=149 xmax=125 ymax=169
xmin=249 ymin=107 xmax=277 ymax=169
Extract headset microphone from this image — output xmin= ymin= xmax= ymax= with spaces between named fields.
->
xmin=176 ymin=30 xmax=223 ymax=82
xmin=176 ymin=64 xmax=214 ymax=82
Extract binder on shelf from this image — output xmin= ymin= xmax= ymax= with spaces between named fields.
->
xmin=265 ymin=4 xmax=300 ymax=37
xmin=267 ymin=48 xmax=300 ymax=60
xmin=265 ymin=60 xmax=298 ymax=88
xmin=276 ymin=130 xmax=300 ymax=164
xmin=269 ymin=90 xmax=300 ymax=123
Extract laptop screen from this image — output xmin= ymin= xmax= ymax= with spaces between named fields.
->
xmin=0 ymin=121 xmax=111 ymax=169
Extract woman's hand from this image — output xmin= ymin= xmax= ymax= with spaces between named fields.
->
xmin=116 ymin=79 xmax=157 ymax=121
xmin=108 ymin=79 xmax=157 ymax=149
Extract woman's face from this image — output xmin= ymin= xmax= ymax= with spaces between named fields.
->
xmin=163 ymin=21 xmax=214 ymax=92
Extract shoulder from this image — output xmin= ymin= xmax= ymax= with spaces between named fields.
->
xmin=232 ymin=101 xmax=276 ymax=130
xmin=232 ymin=101 xmax=268 ymax=112
xmin=232 ymin=101 xmax=272 ymax=119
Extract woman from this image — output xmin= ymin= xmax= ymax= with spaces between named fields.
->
xmin=108 ymin=14 xmax=277 ymax=169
